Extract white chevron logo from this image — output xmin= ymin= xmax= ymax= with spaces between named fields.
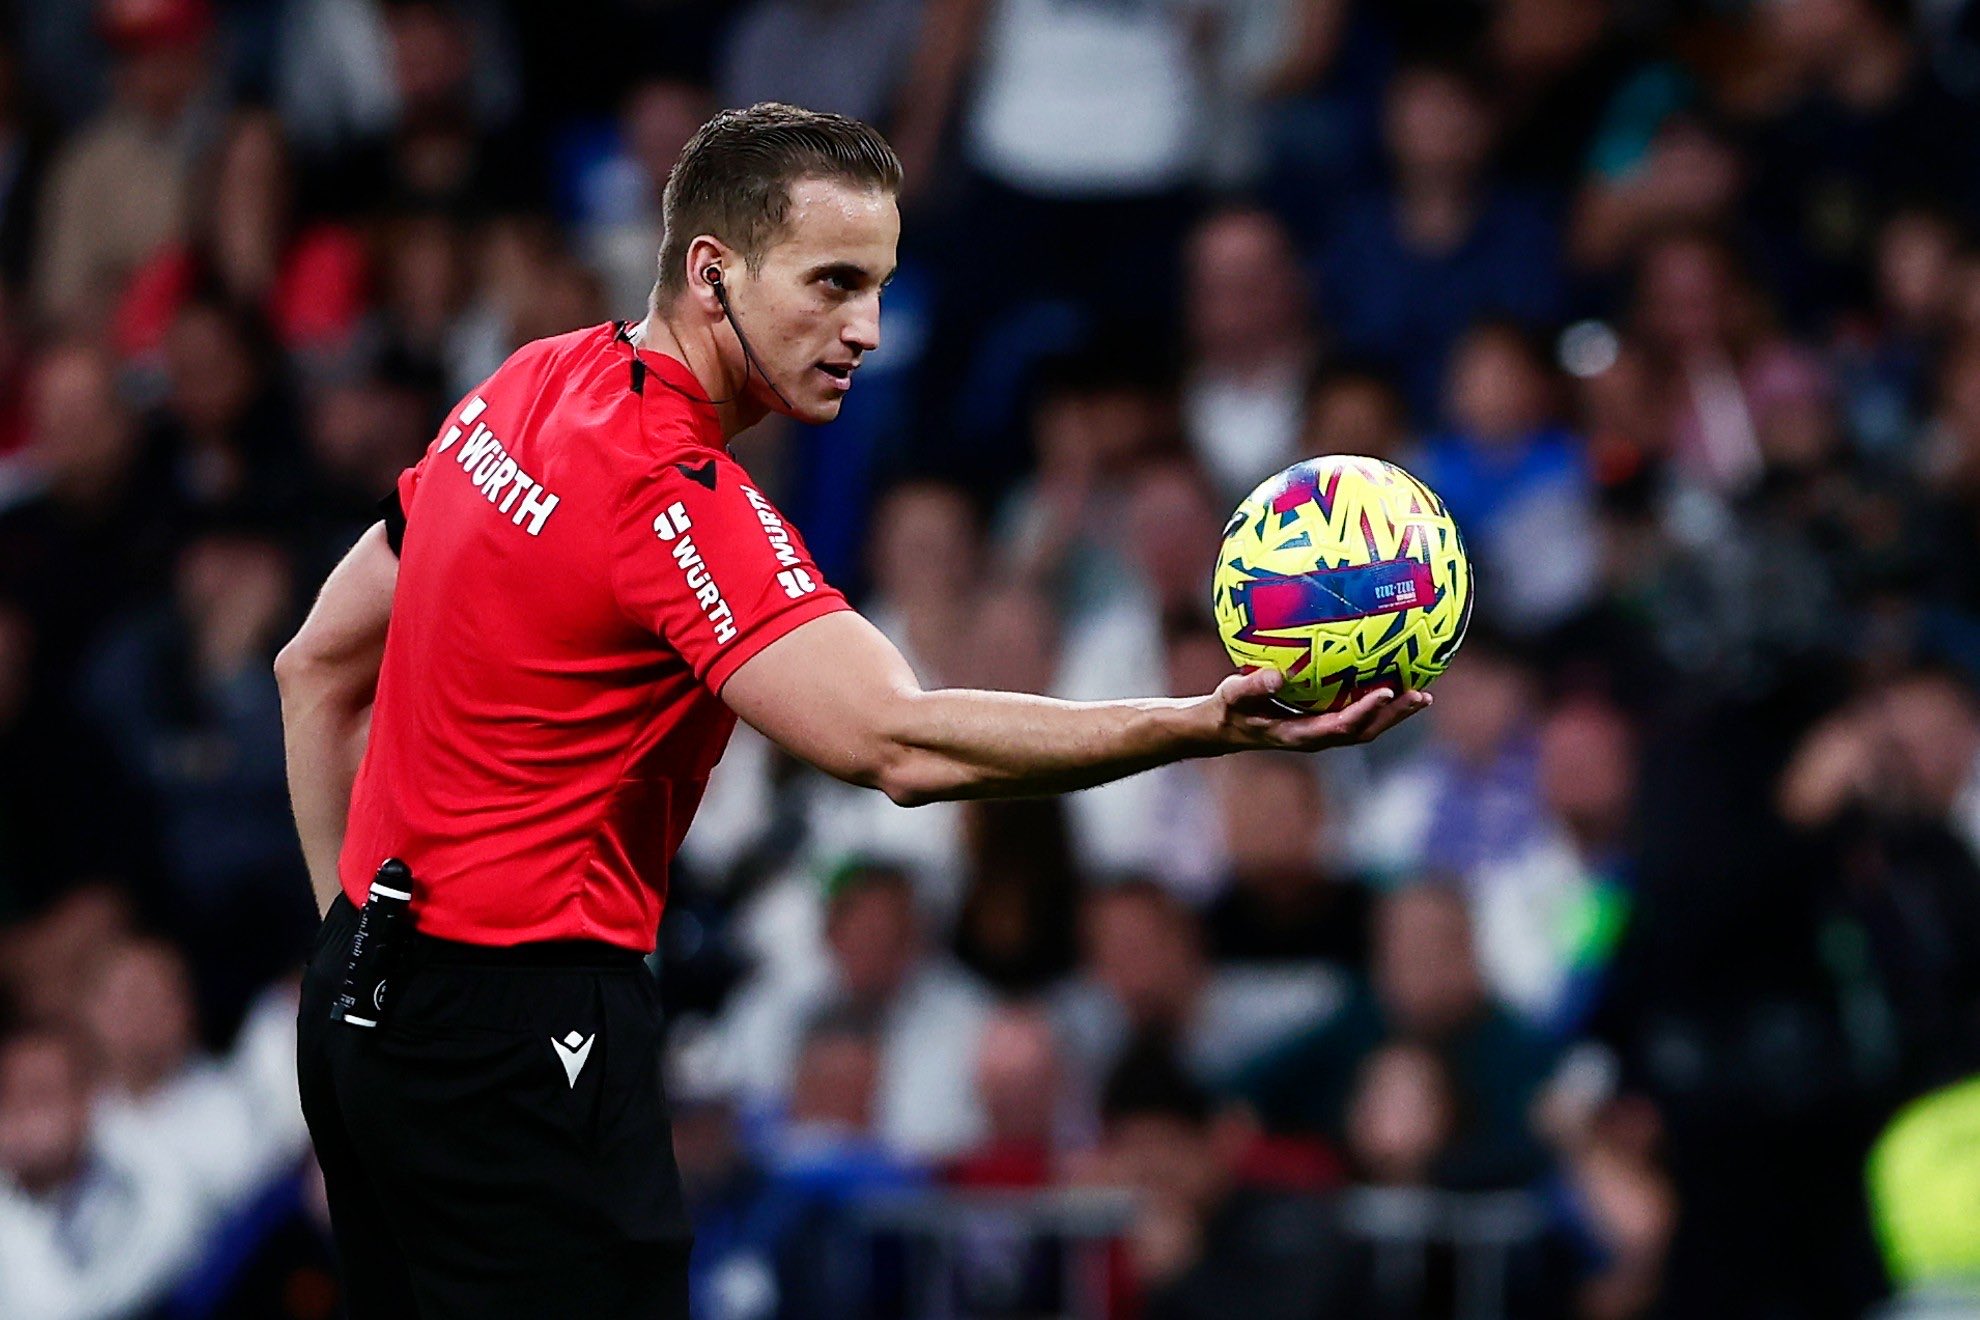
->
xmin=552 ymin=1031 xmax=595 ymax=1088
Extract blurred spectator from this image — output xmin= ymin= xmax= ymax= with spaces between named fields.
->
xmin=1780 ymin=668 xmax=1980 ymax=863
xmin=0 ymin=1027 xmax=205 ymax=1319
xmin=764 ymin=1007 xmax=928 ymax=1188
xmin=141 ymin=297 xmax=309 ymax=520
xmin=1234 ymin=884 xmax=1562 ymax=1184
xmin=292 ymin=0 xmax=531 ymax=217
xmin=666 ymin=1029 xmax=809 ymax=1320
xmin=1485 ymin=0 xmax=1639 ymax=187
xmin=80 ymin=937 xmax=289 ymax=1214
xmin=1534 ymin=1084 xmax=1675 ymax=1320
xmin=0 ymin=340 xmax=177 ymax=689
xmin=165 ymin=1156 xmax=340 ymax=1320
xmin=1836 ymin=205 xmax=1965 ymax=462
xmin=78 ymin=523 xmax=313 ymax=1025
xmin=898 ymin=0 xmax=1207 ymax=292
xmin=1742 ymin=0 xmax=1980 ymax=325
xmin=1419 ymin=320 xmax=1602 ymax=634
xmin=293 ymin=349 xmax=444 ymax=584
xmin=1202 ymin=754 xmax=1371 ymax=967
xmin=759 ymin=1009 xmax=930 ymax=1320
xmin=115 ymin=109 xmax=372 ymax=365
xmin=0 ymin=885 xmax=136 ymax=1031
xmin=1324 ymin=1034 xmax=1584 ymax=1316
xmin=719 ymin=862 xmax=993 ymax=1160
xmin=1468 ymin=694 xmax=1639 ymax=1035
xmin=1777 ymin=670 xmax=1980 ymax=1088
xmin=1350 ymin=637 xmax=1549 ymax=881
xmin=950 ymin=797 xmax=1081 ymax=993
xmin=996 ymin=349 xmax=1175 ymax=619
xmin=1340 ymin=1039 xmax=1459 ymax=1188
xmin=1181 ymin=206 xmax=1319 ymax=503
xmin=1301 ymin=358 xmax=1417 ymax=465
xmin=448 ymin=212 xmax=607 ymax=395
xmin=1321 ymin=59 xmax=1566 ymax=418
xmin=1571 ymin=102 xmax=1745 ymax=277
xmin=1631 ymin=225 xmax=1833 ymax=496
xmin=275 ymin=0 xmax=520 ymax=163
xmin=1055 ymin=879 xmax=1340 ymax=1092
xmin=576 ymin=78 xmax=707 ymax=316
xmin=1087 ymin=1034 xmax=1342 ymax=1320
xmin=33 ymin=0 xmax=220 ymax=330
xmin=946 ymin=1001 xmax=1075 ymax=1187
xmin=866 ymin=479 xmax=982 ymax=681
xmin=717 ymin=0 xmax=922 ymax=129
xmin=898 ymin=0 xmax=1210 ymax=461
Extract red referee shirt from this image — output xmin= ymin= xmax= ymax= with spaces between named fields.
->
xmin=339 ymin=323 xmax=849 ymax=949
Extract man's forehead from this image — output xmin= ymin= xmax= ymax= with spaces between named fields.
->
xmin=770 ymin=177 xmax=898 ymax=263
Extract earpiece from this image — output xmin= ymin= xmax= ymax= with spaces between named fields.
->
xmin=689 ymin=259 xmax=799 ymax=413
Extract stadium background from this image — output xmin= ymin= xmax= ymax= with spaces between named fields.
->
xmin=5 ymin=0 xmax=1980 ymax=1315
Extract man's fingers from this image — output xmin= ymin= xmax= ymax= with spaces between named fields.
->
xmin=1223 ymin=667 xmax=1290 ymax=715
xmin=1261 ymin=686 xmax=1430 ymax=748
xmin=1268 ymin=687 xmax=1393 ymax=743
xmin=1363 ymin=689 xmax=1431 ymax=738
xmin=1332 ymin=686 xmax=1397 ymax=735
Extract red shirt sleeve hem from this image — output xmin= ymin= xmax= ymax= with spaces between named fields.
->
xmin=702 ymin=590 xmax=852 ymax=694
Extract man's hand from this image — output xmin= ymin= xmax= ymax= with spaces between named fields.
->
xmin=1193 ymin=668 xmax=1432 ymax=754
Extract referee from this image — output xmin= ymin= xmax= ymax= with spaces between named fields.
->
xmin=277 ymin=102 xmax=1428 ymax=1319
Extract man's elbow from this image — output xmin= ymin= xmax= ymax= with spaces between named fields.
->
xmin=273 ymin=626 xmax=360 ymax=700
xmin=876 ymin=762 xmax=945 ymax=809
xmin=861 ymin=702 xmax=958 ymax=808
xmin=273 ymin=634 xmax=315 ymax=692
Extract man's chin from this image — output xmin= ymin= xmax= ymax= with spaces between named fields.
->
xmin=794 ymin=395 xmax=845 ymax=425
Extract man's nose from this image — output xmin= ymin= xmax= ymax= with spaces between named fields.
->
xmin=845 ymin=298 xmax=881 ymax=354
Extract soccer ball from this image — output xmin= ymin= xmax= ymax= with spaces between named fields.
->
xmin=1212 ymin=456 xmax=1473 ymax=711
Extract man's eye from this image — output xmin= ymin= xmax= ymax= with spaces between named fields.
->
xmin=825 ymin=273 xmax=857 ymax=292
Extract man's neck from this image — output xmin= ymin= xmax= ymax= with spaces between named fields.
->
xmin=629 ymin=314 xmax=767 ymax=440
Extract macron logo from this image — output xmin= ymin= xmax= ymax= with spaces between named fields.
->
xmin=552 ymin=1031 xmax=595 ymax=1088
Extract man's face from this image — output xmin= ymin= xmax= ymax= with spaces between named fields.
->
xmin=729 ymin=177 xmax=899 ymax=425
xmin=0 ymin=1037 xmax=90 ymax=1196
xmin=1374 ymin=889 xmax=1484 ymax=1037
xmin=826 ymin=881 xmax=918 ymax=1005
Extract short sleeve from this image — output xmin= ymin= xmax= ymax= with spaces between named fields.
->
xmin=612 ymin=454 xmax=850 ymax=691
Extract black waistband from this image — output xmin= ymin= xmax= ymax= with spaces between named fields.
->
xmin=406 ymin=931 xmax=648 ymax=970
xmin=331 ymin=895 xmax=648 ymax=970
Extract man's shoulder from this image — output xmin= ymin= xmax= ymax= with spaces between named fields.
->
xmin=492 ymin=322 xmax=617 ymax=389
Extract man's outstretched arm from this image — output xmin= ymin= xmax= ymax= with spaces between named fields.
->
xmin=275 ymin=523 xmax=398 ymax=914
xmin=721 ymin=610 xmax=1429 ymax=807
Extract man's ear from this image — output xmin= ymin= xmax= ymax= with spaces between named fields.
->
xmin=681 ymin=235 xmax=732 ymax=313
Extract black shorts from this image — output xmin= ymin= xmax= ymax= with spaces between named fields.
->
xmin=298 ymin=896 xmax=692 ymax=1319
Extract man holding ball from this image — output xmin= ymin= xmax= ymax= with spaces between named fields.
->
xmin=278 ymin=102 xmax=1428 ymax=1318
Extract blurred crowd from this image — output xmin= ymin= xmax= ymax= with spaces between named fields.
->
xmin=5 ymin=0 xmax=1980 ymax=1316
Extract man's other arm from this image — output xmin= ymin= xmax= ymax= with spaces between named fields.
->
xmin=275 ymin=523 xmax=397 ymax=913
xmin=721 ymin=611 xmax=1429 ymax=807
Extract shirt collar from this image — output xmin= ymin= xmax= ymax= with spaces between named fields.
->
xmin=616 ymin=322 xmax=726 ymax=450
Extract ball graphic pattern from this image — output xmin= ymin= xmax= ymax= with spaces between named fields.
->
xmin=1213 ymin=456 xmax=1473 ymax=711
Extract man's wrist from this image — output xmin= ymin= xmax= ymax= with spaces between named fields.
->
xmin=1138 ymin=696 xmax=1226 ymax=761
